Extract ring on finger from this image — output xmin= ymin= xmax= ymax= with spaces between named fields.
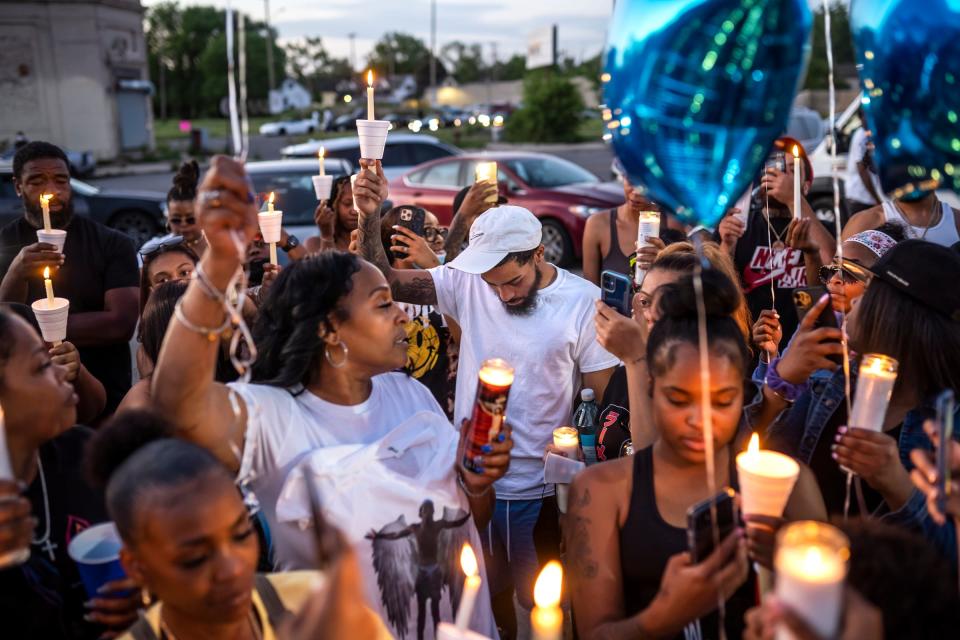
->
xmin=199 ymin=189 xmax=224 ymax=209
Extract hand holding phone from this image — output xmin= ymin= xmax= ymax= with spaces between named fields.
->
xmin=687 ymin=487 xmax=738 ymax=563
xmin=793 ymin=286 xmax=842 ymax=365
xmin=600 ymin=270 xmax=633 ymax=317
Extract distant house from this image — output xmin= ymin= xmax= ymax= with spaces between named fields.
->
xmin=269 ymin=78 xmax=312 ymax=114
xmin=388 ymin=75 xmax=419 ymax=103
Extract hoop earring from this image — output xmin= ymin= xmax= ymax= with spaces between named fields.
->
xmin=325 ymin=340 xmax=349 ymax=368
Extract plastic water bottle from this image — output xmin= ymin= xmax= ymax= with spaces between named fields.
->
xmin=573 ymin=389 xmax=600 ymax=466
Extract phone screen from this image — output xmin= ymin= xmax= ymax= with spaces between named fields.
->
xmin=936 ymin=390 xmax=955 ymax=512
xmin=687 ymin=488 xmax=737 ymax=563
xmin=600 ymin=270 xmax=632 ymax=317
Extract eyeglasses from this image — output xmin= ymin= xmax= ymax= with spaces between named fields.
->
xmin=424 ymin=227 xmax=447 ymax=242
xmin=168 ymin=216 xmax=196 ymax=226
xmin=140 ymin=234 xmax=185 ymax=259
xmin=818 ymin=260 xmax=870 ymax=285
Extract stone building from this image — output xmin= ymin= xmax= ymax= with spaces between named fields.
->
xmin=0 ymin=0 xmax=154 ymax=160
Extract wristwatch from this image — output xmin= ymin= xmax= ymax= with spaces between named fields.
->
xmin=763 ymin=356 xmax=805 ymax=403
xmin=281 ymin=234 xmax=300 ymax=252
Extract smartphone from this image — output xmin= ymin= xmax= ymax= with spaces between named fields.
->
xmin=793 ymin=286 xmax=842 ymax=365
xmin=600 ymin=270 xmax=633 ymax=317
xmin=687 ymin=488 xmax=737 ymax=563
xmin=935 ymin=390 xmax=956 ymax=514
xmin=392 ymin=206 xmax=426 ymax=260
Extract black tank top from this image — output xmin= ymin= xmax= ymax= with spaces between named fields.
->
xmin=618 ymin=446 xmax=754 ymax=640
xmin=601 ymin=208 xmax=632 ymax=277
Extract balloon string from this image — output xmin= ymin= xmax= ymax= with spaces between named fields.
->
xmin=692 ymin=234 xmax=725 ymax=640
xmin=238 ymin=12 xmax=250 ymax=161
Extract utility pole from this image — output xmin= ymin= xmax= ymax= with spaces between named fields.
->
xmin=429 ymin=0 xmax=437 ymax=106
xmin=264 ymin=0 xmax=276 ymax=93
xmin=348 ymin=32 xmax=357 ymax=71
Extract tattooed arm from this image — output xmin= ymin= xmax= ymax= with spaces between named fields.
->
xmin=354 ymin=159 xmax=438 ymax=305
xmin=443 ymin=181 xmax=497 ymax=262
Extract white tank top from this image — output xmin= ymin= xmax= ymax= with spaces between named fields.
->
xmin=881 ymin=199 xmax=960 ymax=247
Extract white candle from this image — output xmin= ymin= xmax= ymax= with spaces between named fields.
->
xmin=455 ymin=544 xmax=481 ymax=630
xmin=634 ymin=210 xmax=661 ymax=285
xmin=259 ymin=192 xmax=282 ymax=266
xmin=736 ymin=433 xmax=800 ymax=517
xmin=531 ymin=561 xmax=563 ymax=640
xmin=40 ymin=194 xmax=53 ymax=231
xmin=774 ymin=522 xmax=849 ymax=640
xmin=849 ymin=354 xmax=898 ymax=432
xmin=367 ymin=70 xmax=375 ymax=121
xmin=792 ymin=145 xmax=801 ymax=220
xmin=43 ymin=267 xmax=54 ymax=304
xmin=318 ymin=147 xmax=326 ymax=177
xmin=552 ymin=427 xmax=580 ymax=459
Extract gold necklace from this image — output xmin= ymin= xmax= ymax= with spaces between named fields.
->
xmin=894 ymin=198 xmax=941 ymax=240
xmin=159 ymin=608 xmax=261 ymax=640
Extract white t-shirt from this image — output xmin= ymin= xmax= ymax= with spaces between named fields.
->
xmin=429 ymin=264 xmax=619 ymax=499
xmin=845 ymin=128 xmax=884 ymax=205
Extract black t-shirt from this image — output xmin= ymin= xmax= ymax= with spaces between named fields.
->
xmin=0 ymin=427 xmax=109 ymax=639
xmin=0 ymin=216 xmax=139 ymax=413
xmin=598 ymin=366 xmax=632 ymax=461
xmin=731 ymin=210 xmax=807 ymax=348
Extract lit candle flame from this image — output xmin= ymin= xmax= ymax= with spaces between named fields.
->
xmin=318 ymin=147 xmax=325 ymax=160
xmin=792 ymin=144 xmax=800 ymax=159
xmin=268 ymin=192 xmax=275 ymax=205
xmin=460 ymin=544 xmax=478 ymax=578
xmin=367 ymin=70 xmax=374 ymax=87
xmin=747 ymin=432 xmax=759 ymax=455
xmin=43 ymin=266 xmax=50 ymax=279
xmin=533 ymin=561 xmax=563 ymax=609
xmin=40 ymin=194 xmax=53 ymax=205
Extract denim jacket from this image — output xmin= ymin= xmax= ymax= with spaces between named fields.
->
xmin=745 ymin=367 xmax=960 ymax=564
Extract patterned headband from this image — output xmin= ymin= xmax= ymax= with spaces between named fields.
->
xmin=846 ymin=230 xmax=897 ymax=258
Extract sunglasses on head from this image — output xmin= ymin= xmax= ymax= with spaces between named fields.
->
xmin=818 ymin=260 xmax=870 ymax=285
xmin=140 ymin=235 xmax=186 ymax=259
xmin=168 ymin=216 xmax=196 ymax=226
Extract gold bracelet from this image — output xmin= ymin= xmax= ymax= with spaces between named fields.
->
xmin=173 ymin=299 xmax=232 ymax=342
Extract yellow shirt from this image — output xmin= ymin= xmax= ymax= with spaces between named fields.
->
xmin=119 ymin=571 xmax=393 ymax=639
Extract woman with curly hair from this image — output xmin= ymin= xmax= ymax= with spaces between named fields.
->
xmin=165 ymin=160 xmax=207 ymax=256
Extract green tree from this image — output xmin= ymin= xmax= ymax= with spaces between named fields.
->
xmin=285 ymin=37 xmax=353 ymax=93
xmin=493 ymin=54 xmax=526 ymax=81
xmin=804 ymin=2 xmax=855 ymax=90
xmin=505 ymin=71 xmax=585 ymax=143
xmin=367 ymin=32 xmax=446 ymax=95
xmin=197 ymin=24 xmax=286 ymax=116
xmin=441 ymin=41 xmax=486 ymax=84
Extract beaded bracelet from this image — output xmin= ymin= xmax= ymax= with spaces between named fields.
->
xmin=173 ymin=298 xmax=232 ymax=342
xmin=193 ymin=263 xmax=229 ymax=303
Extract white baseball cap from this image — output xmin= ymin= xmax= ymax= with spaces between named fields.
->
xmin=446 ymin=205 xmax=543 ymax=274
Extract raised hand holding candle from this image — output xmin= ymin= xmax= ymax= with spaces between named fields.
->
xmin=454 ymin=544 xmax=481 ymax=630
xmin=736 ymin=433 xmax=800 ymax=517
xmin=40 ymin=194 xmax=53 ymax=231
xmin=634 ymin=210 xmax=661 ymax=285
xmin=366 ymin=70 xmax=375 ymax=121
xmin=849 ymin=354 xmax=898 ymax=432
xmin=531 ymin=561 xmax=563 ymax=640
xmin=258 ymin=192 xmax=283 ymax=266
xmin=774 ymin=521 xmax=849 ymax=640
xmin=792 ymin=145 xmax=801 ymax=220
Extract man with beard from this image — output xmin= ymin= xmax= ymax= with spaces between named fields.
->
xmin=0 ymin=142 xmax=138 ymax=415
xmin=356 ymin=160 xmax=617 ymax=631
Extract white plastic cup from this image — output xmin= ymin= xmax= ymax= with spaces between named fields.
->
xmin=736 ymin=450 xmax=800 ymax=517
xmin=31 ymin=298 xmax=70 ymax=343
xmin=312 ymin=175 xmax=333 ymax=201
xmin=36 ymin=229 xmax=67 ymax=253
xmin=257 ymin=211 xmax=283 ymax=244
xmin=356 ymin=119 xmax=390 ymax=160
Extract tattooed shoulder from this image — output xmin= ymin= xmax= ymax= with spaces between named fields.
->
xmin=392 ymin=275 xmax=437 ymax=305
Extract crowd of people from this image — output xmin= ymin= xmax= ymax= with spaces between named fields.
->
xmin=0 ymin=130 xmax=959 ymax=640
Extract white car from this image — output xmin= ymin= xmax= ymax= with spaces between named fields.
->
xmin=259 ymin=112 xmax=321 ymax=137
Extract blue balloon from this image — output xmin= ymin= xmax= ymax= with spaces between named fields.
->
xmin=604 ymin=0 xmax=813 ymax=227
xmin=851 ymin=0 xmax=960 ymax=200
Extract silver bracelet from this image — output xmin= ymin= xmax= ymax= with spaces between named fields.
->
xmin=457 ymin=472 xmax=492 ymax=499
xmin=173 ymin=298 xmax=232 ymax=342
xmin=193 ymin=263 xmax=228 ymax=303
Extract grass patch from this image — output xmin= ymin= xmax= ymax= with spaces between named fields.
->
xmin=577 ymin=118 xmax=604 ymax=142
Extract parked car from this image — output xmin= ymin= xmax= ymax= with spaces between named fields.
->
xmin=281 ymin=134 xmax=461 ymax=180
xmin=331 ymin=108 xmax=365 ymax=132
xmin=259 ymin=112 xmax=321 ymax=137
xmin=0 ymin=161 xmax=164 ymax=247
xmin=388 ymin=152 xmax=625 ymax=266
xmin=244 ymin=158 xmax=353 ymax=255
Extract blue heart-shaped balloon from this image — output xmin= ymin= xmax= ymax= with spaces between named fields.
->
xmin=604 ymin=0 xmax=813 ymax=227
xmin=851 ymin=0 xmax=960 ymax=199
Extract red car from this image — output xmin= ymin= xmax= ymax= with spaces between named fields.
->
xmin=387 ymin=152 xmax=625 ymax=265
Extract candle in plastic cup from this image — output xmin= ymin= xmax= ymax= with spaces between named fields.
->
xmin=312 ymin=175 xmax=333 ymax=201
xmin=849 ymin=354 xmax=898 ymax=432
xmin=36 ymin=229 xmax=66 ymax=253
xmin=31 ymin=298 xmax=70 ymax=343
xmin=0 ymin=404 xmax=30 ymax=568
xmin=552 ymin=426 xmax=580 ymax=459
xmin=462 ymin=359 xmax=514 ymax=473
xmin=67 ymin=522 xmax=129 ymax=598
xmin=736 ymin=433 xmax=799 ymax=517
xmin=475 ymin=162 xmax=499 ymax=204
xmin=356 ymin=119 xmax=390 ymax=160
xmin=774 ymin=521 xmax=849 ymax=640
